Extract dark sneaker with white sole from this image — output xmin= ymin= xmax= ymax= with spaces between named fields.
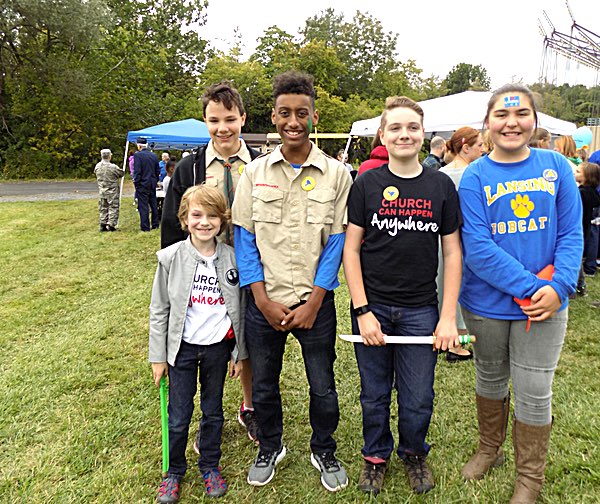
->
xmin=310 ymin=451 xmax=348 ymax=492
xmin=247 ymin=446 xmax=286 ymax=486
xmin=238 ymin=405 xmax=259 ymax=444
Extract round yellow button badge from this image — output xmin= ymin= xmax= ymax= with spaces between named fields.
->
xmin=383 ymin=186 xmax=399 ymax=201
xmin=301 ymin=176 xmax=316 ymax=191
xmin=238 ymin=164 xmax=245 ymax=175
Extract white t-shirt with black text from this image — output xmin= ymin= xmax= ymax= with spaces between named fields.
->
xmin=182 ymin=252 xmax=231 ymax=345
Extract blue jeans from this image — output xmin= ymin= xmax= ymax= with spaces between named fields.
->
xmin=352 ymin=303 xmax=439 ymax=460
xmin=167 ymin=339 xmax=231 ymax=476
xmin=245 ymin=291 xmax=339 ymax=453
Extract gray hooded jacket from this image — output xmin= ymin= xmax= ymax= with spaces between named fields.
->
xmin=148 ymin=238 xmax=247 ymax=366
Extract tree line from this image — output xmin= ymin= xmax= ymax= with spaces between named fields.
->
xmin=1 ymin=2 xmax=598 ymax=178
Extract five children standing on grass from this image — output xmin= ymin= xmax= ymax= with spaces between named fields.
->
xmin=148 ymin=77 xmax=582 ymax=503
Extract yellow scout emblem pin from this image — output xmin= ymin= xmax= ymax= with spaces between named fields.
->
xmin=238 ymin=164 xmax=245 ymax=175
xmin=302 ymin=176 xmax=316 ymax=191
xmin=383 ymin=186 xmax=399 ymax=201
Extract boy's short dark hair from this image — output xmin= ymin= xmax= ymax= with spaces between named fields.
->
xmin=201 ymin=81 xmax=245 ymax=117
xmin=165 ymin=159 xmax=176 ymax=174
xmin=272 ymin=71 xmax=315 ymax=107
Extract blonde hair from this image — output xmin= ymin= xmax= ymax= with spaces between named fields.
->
xmin=178 ymin=185 xmax=230 ymax=234
xmin=554 ymin=136 xmax=577 ymax=158
xmin=482 ymin=130 xmax=494 ymax=153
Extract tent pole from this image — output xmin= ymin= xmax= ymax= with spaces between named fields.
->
xmin=342 ymin=135 xmax=353 ymax=162
xmin=118 ymin=140 xmax=129 ymax=227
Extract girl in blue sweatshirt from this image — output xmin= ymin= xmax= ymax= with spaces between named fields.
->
xmin=458 ymin=84 xmax=582 ymax=504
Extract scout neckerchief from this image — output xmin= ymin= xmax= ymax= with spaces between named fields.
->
xmin=216 ymin=156 xmax=238 ymax=245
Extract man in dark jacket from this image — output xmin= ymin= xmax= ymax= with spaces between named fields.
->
xmin=421 ymin=136 xmax=446 ymax=171
xmin=133 ymin=138 xmax=160 ymax=231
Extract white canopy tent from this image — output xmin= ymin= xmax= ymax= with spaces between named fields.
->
xmin=348 ymin=91 xmax=577 ymax=138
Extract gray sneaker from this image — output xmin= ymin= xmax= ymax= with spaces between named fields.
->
xmin=247 ymin=446 xmax=286 ymax=486
xmin=310 ymin=452 xmax=349 ymax=492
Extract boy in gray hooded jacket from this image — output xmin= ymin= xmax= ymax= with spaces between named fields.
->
xmin=149 ymin=185 xmax=247 ymax=502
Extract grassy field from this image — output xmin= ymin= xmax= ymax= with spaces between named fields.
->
xmin=0 ymin=197 xmax=599 ymax=503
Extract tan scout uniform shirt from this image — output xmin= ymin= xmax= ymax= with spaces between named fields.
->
xmin=204 ymin=140 xmax=252 ymax=193
xmin=205 ymin=140 xmax=253 ymax=243
xmin=232 ymin=142 xmax=352 ymax=307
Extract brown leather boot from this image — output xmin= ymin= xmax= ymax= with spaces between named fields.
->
xmin=462 ymin=394 xmax=510 ymax=480
xmin=509 ymin=419 xmax=552 ymax=504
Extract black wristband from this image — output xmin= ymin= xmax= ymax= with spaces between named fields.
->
xmin=353 ymin=304 xmax=371 ymax=317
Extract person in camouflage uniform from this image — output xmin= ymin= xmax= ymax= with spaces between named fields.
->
xmin=94 ymin=149 xmax=124 ymax=231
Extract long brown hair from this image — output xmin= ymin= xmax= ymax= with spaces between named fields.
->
xmin=446 ymin=127 xmax=480 ymax=155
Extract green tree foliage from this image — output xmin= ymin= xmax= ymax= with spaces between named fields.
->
xmin=530 ymin=82 xmax=600 ymax=125
xmin=251 ymin=26 xmax=298 ymax=78
xmin=199 ymin=53 xmax=273 ymax=133
xmin=1 ymin=0 xmax=209 ymax=178
xmin=301 ymin=9 xmax=399 ymax=99
xmin=2 ymin=5 xmax=598 ymax=178
xmin=442 ymin=63 xmax=491 ymax=95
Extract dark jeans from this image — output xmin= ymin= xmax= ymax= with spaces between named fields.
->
xmin=245 ymin=291 xmax=339 ymax=453
xmin=584 ymin=218 xmax=599 ymax=275
xmin=136 ymin=185 xmax=158 ymax=231
xmin=167 ymin=339 xmax=231 ymax=476
xmin=351 ymin=303 xmax=439 ymax=460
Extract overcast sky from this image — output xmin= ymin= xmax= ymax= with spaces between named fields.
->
xmin=200 ymin=0 xmax=599 ymax=89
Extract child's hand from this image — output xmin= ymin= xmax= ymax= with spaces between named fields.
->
xmin=433 ymin=318 xmax=459 ymax=351
xmin=358 ymin=312 xmax=386 ymax=346
xmin=257 ymin=299 xmax=291 ymax=331
xmin=229 ymin=359 xmax=243 ymax=379
xmin=282 ymin=303 xmax=319 ymax=330
xmin=521 ymin=285 xmax=561 ymax=321
xmin=152 ymin=362 xmax=168 ymax=387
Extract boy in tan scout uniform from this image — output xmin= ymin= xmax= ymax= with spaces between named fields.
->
xmin=232 ymin=71 xmax=352 ymax=492
xmin=160 ymin=81 xmax=262 ymax=446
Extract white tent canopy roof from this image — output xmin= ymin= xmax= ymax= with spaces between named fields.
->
xmin=349 ymin=91 xmax=577 ymax=137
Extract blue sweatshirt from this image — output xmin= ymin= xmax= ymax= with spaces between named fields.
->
xmin=458 ymin=148 xmax=582 ymax=319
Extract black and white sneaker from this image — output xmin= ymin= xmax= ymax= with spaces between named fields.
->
xmin=247 ymin=446 xmax=286 ymax=486
xmin=310 ymin=451 xmax=348 ymax=492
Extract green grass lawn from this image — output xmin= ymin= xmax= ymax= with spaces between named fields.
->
xmin=0 ymin=198 xmax=599 ymax=503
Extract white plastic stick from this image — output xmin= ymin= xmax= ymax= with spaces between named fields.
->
xmin=339 ymin=334 xmax=476 ymax=345
xmin=340 ymin=334 xmax=434 ymax=344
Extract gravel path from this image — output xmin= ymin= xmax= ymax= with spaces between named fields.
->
xmin=0 ymin=181 xmax=135 ymax=202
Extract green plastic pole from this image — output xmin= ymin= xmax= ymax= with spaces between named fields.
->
xmin=159 ymin=376 xmax=169 ymax=474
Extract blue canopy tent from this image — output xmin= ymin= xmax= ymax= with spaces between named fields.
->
xmin=126 ymin=118 xmax=211 ymax=150
xmin=120 ymin=119 xmax=211 ymax=209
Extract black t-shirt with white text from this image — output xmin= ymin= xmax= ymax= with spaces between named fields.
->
xmin=348 ymin=164 xmax=461 ymax=307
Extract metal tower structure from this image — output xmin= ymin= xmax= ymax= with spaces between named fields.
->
xmin=538 ymin=1 xmax=600 ymax=81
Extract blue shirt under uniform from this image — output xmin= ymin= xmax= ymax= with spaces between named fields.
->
xmin=234 ymin=226 xmax=345 ymax=294
xmin=458 ymin=148 xmax=583 ymax=320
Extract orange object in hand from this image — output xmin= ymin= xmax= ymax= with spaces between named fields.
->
xmin=514 ymin=264 xmax=555 ymax=332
